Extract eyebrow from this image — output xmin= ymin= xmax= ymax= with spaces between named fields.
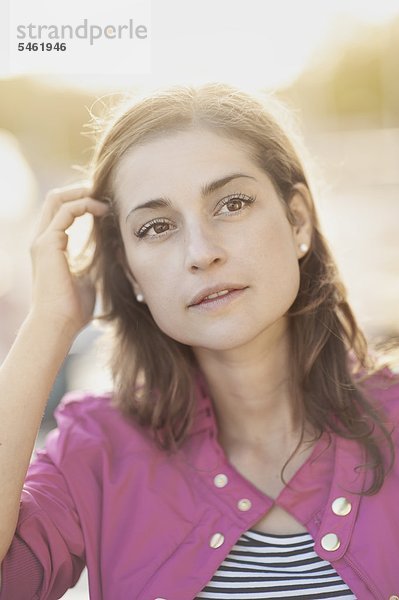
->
xmin=125 ymin=173 xmax=257 ymax=223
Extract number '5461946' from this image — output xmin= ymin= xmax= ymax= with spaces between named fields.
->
xmin=18 ymin=42 xmax=66 ymax=51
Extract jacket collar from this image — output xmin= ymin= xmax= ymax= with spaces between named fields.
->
xmin=188 ymin=367 xmax=368 ymax=559
xmin=314 ymin=435 xmax=366 ymax=560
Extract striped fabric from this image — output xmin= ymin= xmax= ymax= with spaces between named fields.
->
xmin=196 ymin=529 xmax=356 ymax=599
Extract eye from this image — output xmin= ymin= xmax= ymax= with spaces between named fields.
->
xmin=134 ymin=217 xmax=175 ymax=239
xmin=134 ymin=193 xmax=256 ymax=240
xmin=216 ymin=193 xmax=256 ymax=215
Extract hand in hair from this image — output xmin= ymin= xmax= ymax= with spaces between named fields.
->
xmin=29 ymin=184 xmax=110 ymax=335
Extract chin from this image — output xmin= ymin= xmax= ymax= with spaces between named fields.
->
xmin=189 ymin=329 xmax=264 ymax=352
xmin=157 ymin=314 xmax=283 ymax=351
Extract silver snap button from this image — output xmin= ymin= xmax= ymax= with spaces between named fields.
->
xmin=237 ymin=498 xmax=252 ymax=511
xmin=331 ymin=497 xmax=352 ymax=516
xmin=321 ymin=533 xmax=341 ymax=552
xmin=213 ymin=473 xmax=228 ymax=488
xmin=209 ymin=532 xmax=225 ymax=548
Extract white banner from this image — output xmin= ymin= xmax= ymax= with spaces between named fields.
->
xmin=6 ymin=0 xmax=151 ymax=75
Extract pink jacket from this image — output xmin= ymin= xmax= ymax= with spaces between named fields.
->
xmin=1 ymin=367 xmax=399 ymax=599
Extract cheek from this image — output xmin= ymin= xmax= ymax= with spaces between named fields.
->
xmin=252 ymin=218 xmax=300 ymax=298
xmin=143 ymin=291 xmax=187 ymax=343
xmin=246 ymin=210 xmax=296 ymax=265
xmin=126 ymin=252 xmax=181 ymax=321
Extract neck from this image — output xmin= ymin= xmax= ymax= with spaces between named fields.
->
xmin=193 ymin=317 xmax=305 ymax=452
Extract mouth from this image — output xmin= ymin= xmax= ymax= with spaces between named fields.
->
xmin=188 ymin=287 xmax=248 ymax=310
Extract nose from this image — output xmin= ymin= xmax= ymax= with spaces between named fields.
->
xmin=183 ymin=221 xmax=227 ymax=272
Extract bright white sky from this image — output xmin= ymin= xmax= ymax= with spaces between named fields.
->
xmin=2 ymin=0 xmax=399 ymax=91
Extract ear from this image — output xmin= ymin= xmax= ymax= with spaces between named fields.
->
xmin=287 ymin=183 xmax=313 ymax=258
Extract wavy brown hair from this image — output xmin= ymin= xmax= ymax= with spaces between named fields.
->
xmin=76 ymin=82 xmax=398 ymax=494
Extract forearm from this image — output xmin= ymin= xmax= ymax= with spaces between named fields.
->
xmin=0 ymin=312 xmax=77 ymax=561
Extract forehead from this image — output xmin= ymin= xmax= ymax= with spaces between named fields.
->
xmin=113 ymin=128 xmax=262 ymax=204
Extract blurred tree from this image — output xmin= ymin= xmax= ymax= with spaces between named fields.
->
xmin=0 ymin=78 xmax=94 ymax=178
xmin=281 ymin=16 xmax=399 ymax=129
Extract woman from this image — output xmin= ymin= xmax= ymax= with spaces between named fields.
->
xmin=0 ymin=82 xmax=398 ymax=599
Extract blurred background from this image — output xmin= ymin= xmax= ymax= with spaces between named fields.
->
xmin=1 ymin=1 xmax=399 ymax=597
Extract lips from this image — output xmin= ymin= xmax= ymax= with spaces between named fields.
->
xmin=188 ymin=284 xmax=247 ymax=307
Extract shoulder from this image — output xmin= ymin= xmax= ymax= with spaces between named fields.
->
xmin=356 ymin=365 xmax=399 ymax=427
xmin=44 ymin=389 xmax=156 ymax=467
xmin=54 ymin=389 xmax=119 ymax=431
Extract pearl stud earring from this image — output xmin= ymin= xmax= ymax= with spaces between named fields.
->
xmin=299 ymin=243 xmax=309 ymax=253
xmin=136 ymin=293 xmax=144 ymax=303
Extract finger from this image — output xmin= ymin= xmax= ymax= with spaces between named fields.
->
xmin=34 ymin=184 xmax=96 ymax=236
xmin=34 ymin=198 xmax=109 ymax=252
xmin=50 ymin=197 xmax=109 ymax=232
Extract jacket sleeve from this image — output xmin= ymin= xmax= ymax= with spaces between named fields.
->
xmin=0 ymin=416 xmax=86 ymax=599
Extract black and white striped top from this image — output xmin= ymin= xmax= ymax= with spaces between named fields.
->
xmin=196 ymin=529 xmax=356 ymax=599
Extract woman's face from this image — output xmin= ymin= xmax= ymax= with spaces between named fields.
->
xmin=113 ymin=127 xmax=308 ymax=351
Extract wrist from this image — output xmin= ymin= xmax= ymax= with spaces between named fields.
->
xmin=24 ymin=310 xmax=81 ymax=345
